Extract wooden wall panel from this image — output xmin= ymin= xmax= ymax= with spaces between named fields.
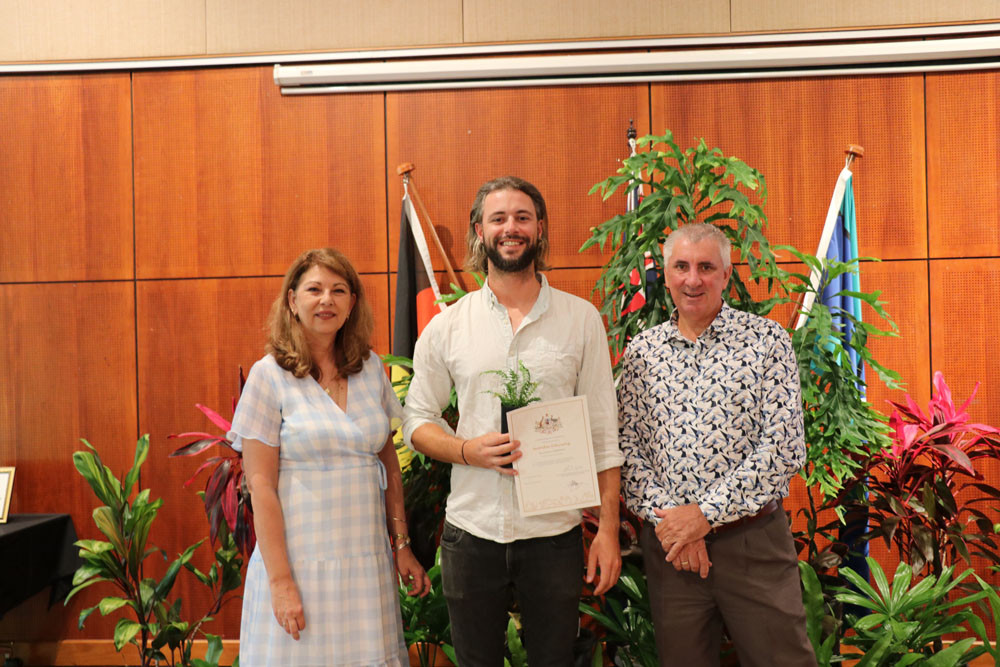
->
xmin=463 ymin=0 xmax=730 ymax=42
xmin=206 ymin=0 xmax=463 ymax=54
xmin=929 ymin=258 xmax=1000 ymax=593
xmin=136 ymin=273 xmax=390 ymax=636
xmin=929 ymin=259 xmax=1000 ymax=428
xmin=0 ymin=74 xmax=133 ymax=283
xmin=0 ymin=0 xmax=205 ymax=62
xmin=385 ymin=85 xmax=651 ymax=276
xmin=862 ymin=259 xmax=931 ymax=414
xmin=546 ymin=267 xmax=604 ymax=310
xmin=651 ymin=75 xmax=927 ymax=262
xmin=927 ymin=70 xmax=1000 ymax=258
xmin=133 ymin=66 xmax=388 ymax=279
xmin=732 ymin=0 xmax=1000 ymax=32
xmin=0 ymin=282 xmax=137 ymax=640
xmin=136 ymin=276 xmax=278 ymax=637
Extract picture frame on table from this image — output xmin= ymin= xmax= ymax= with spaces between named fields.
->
xmin=0 ymin=467 xmax=14 ymax=523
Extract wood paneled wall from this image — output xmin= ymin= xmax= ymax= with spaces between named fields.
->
xmin=2 ymin=1 xmax=1000 ymax=63
xmin=2 ymin=63 xmax=1000 ymax=653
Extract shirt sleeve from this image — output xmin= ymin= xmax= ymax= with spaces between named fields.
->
xmin=402 ymin=316 xmax=456 ymax=447
xmin=577 ymin=305 xmax=624 ymax=472
xmin=617 ymin=338 xmax=676 ymax=523
xmin=697 ymin=324 xmax=807 ymax=525
xmin=227 ymin=357 xmax=282 ymax=451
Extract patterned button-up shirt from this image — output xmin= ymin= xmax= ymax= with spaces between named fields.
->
xmin=618 ymin=303 xmax=806 ymax=526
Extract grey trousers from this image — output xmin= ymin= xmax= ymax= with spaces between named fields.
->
xmin=641 ymin=512 xmax=817 ymax=667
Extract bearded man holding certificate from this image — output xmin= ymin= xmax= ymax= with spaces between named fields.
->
xmin=402 ymin=176 xmax=623 ymax=667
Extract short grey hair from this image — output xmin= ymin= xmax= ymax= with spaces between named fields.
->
xmin=661 ymin=223 xmax=732 ymax=270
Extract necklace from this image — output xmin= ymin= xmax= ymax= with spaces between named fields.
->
xmin=322 ymin=371 xmax=346 ymax=406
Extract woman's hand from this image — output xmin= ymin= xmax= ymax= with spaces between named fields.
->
xmin=396 ymin=548 xmax=432 ymax=597
xmin=269 ymin=576 xmax=306 ymax=640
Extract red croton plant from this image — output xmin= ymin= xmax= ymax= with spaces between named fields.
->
xmin=169 ymin=369 xmax=256 ymax=558
xmin=841 ymin=371 xmax=1000 ymax=576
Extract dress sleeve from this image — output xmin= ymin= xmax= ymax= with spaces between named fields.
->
xmin=227 ymin=357 xmax=282 ymax=451
xmin=375 ymin=354 xmax=404 ymax=429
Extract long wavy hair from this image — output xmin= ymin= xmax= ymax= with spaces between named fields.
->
xmin=266 ymin=248 xmax=373 ymax=379
xmin=464 ymin=176 xmax=551 ymax=274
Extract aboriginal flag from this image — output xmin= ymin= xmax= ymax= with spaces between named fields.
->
xmin=393 ymin=193 xmax=445 ymax=359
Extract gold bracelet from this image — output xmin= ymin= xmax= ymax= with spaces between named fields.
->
xmin=391 ymin=516 xmax=407 ymax=524
xmin=393 ymin=534 xmax=412 ymax=552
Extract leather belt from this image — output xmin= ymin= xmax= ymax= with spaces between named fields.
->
xmin=711 ymin=499 xmax=781 ymax=535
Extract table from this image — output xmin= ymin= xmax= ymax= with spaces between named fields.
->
xmin=0 ymin=515 xmax=81 ymax=619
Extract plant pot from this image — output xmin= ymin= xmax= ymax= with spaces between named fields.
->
xmin=408 ymin=642 xmax=452 ymax=666
xmin=500 ymin=403 xmax=516 ymax=468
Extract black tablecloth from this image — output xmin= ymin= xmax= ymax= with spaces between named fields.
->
xmin=0 ymin=514 xmax=82 ymax=619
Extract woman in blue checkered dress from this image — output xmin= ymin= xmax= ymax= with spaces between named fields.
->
xmin=228 ymin=248 xmax=431 ymax=666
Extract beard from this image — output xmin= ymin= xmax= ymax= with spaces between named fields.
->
xmin=484 ymin=235 xmax=540 ymax=274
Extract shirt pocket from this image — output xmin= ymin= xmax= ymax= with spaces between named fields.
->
xmin=519 ymin=339 xmax=580 ymax=395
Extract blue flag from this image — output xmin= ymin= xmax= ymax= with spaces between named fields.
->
xmin=821 ymin=172 xmax=870 ymax=585
xmin=820 ymin=174 xmax=864 ymax=388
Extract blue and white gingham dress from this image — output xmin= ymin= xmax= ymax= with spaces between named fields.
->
xmin=228 ymin=353 xmax=407 ymax=666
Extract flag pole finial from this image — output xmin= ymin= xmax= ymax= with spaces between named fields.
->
xmin=395 ymin=162 xmax=462 ymax=290
xmin=845 ymin=144 xmax=864 ymax=168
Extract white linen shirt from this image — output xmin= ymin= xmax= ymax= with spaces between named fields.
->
xmin=402 ymin=274 xmax=623 ymax=543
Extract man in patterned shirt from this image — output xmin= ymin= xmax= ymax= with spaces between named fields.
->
xmin=618 ymin=223 xmax=815 ymax=665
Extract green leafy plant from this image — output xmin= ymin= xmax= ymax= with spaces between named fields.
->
xmin=481 ymin=360 xmax=540 ymax=409
xmin=765 ymin=250 xmax=899 ymax=569
xmin=799 ymin=561 xmax=840 ymax=667
xmin=583 ymin=129 xmax=780 ymax=363
xmin=579 ymin=561 xmax=658 ymax=667
xmin=67 ymin=435 xmax=243 ymax=667
xmin=504 ymin=615 xmax=527 ymax=667
xmin=398 ymin=548 xmax=452 ymax=667
xmin=583 ymin=130 xmax=900 ymax=573
xmin=839 ymin=372 xmax=1000 ymax=576
xmin=835 ymin=557 xmax=992 ymax=666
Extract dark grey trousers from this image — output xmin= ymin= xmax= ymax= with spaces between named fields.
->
xmin=440 ymin=521 xmax=583 ymax=667
xmin=641 ymin=513 xmax=817 ymax=667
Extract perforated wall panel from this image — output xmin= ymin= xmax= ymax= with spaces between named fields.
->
xmin=651 ymin=75 xmax=927 ymax=262
xmin=133 ymin=67 xmax=388 ymax=278
xmin=386 ymin=85 xmax=651 ymax=273
xmin=927 ymin=70 xmax=1000 ymax=258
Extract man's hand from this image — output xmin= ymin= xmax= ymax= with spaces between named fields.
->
xmin=668 ymin=538 xmax=712 ymax=578
xmin=461 ymin=433 xmax=521 ymax=474
xmin=653 ymin=503 xmax=711 ymax=562
xmin=585 ymin=528 xmax=621 ymax=595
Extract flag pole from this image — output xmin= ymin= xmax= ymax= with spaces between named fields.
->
xmin=793 ymin=144 xmax=864 ymax=330
xmin=395 ymin=163 xmax=462 ymax=290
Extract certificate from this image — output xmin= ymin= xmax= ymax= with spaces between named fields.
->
xmin=508 ymin=396 xmax=600 ymax=516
